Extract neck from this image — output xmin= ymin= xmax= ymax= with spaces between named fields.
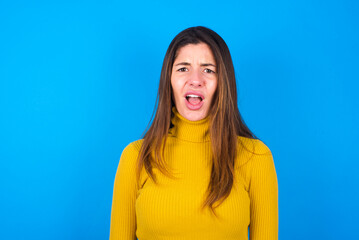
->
xmin=169 ymin=107 xmax=210 ymax=143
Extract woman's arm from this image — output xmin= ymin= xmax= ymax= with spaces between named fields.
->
xmin=248 ymin=140 xmax=278 ymax=240
xmin=109 ymin=143 xmax=138 ymax=240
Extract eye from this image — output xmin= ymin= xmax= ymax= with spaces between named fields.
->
xmin=204 ymin=68 xmax=216 ymax=74
xmin=177 ymin=67 xmax=188 ymax=72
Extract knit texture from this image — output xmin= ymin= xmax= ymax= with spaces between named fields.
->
xmin=110 ymin=108 xmax=278 ymax=240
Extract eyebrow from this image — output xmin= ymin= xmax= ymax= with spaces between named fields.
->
xmin=174 ymin=62 xmax=216 ymax=67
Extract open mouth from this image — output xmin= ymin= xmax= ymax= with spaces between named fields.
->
xmin=185 ymin=94 xmax=203 ymax=105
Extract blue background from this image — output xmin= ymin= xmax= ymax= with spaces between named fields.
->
xmin=1 ymin=0 xmax=358 ymax=239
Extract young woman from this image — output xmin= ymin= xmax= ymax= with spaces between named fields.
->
xmin=110 ymin=26 xmax=278 ymax=240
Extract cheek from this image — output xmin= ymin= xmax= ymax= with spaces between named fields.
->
xmin=208 ymin=81 xmax=218 ymax=99
xmin=171 ymin=77 xmax=183 ymax=97
xmin=171 ymin=81 xmax=181 ymax=103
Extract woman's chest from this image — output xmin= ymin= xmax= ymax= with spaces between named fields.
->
xmin=135 ymin=163 xmax=250 ymax=239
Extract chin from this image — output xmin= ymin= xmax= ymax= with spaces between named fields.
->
xmin=183 ymin=110 xmax=207 ymax=121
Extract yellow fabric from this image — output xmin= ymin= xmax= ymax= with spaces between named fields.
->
xmin=110 ymin=108 xmax=278 ymax=240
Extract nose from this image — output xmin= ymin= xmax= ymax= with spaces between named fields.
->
xmin=189 ymin=70 xmax=203 ymax=88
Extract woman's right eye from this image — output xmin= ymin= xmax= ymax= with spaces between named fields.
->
xmin=177 ymin=67 xmax=187 ymax=72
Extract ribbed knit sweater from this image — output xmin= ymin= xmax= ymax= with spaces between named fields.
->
xmin=110 ymin=108 xmax=278 ymax=240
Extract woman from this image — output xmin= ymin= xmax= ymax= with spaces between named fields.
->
xmin=110 ymin=26 xmax=278 ymax=240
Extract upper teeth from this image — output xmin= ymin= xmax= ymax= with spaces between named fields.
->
xmin=187 ymin=94 xmax=200 ymax=98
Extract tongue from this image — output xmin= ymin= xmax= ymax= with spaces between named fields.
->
xmin=188 ymin=97 xmax=201 ymax=105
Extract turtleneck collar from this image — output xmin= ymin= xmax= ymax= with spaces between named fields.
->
xmin=168 ymin=107 xmax=211 ymax=143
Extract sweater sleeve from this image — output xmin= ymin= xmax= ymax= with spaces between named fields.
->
xmin=109 ymin=143 xmax=139 ymax=240
xmin=248 ymin=140 xmax=278 ymax=240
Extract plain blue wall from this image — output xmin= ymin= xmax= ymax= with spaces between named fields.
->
xmin=1 ymin=0 xmax=358 ymax=239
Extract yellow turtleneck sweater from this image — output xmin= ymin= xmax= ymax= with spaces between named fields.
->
xmin=110 ymin=109 xmax=278 ymax=240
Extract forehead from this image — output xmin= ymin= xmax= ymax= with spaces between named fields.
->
xmin=174 ymin=43 xmax=216 ymax=63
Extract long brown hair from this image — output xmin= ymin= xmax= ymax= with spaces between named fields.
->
xmin=136 ymin=26 xmax=257 ymax=216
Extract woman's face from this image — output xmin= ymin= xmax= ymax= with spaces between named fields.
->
xmin=171 ymin=43 xmax=218 ymax=121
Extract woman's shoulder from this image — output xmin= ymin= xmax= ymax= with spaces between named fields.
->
xmin=236 ymin=136 xmax=273 ymax=167
xmin=127 ymin=139 xmax=144 ymax=151
xmin=237 ymin=136 xmax=271 ymax=154
xmin=122 ymin=139 xmax=144 ymax=154
xmin=116 ymin=139 xmax=144 ymax=172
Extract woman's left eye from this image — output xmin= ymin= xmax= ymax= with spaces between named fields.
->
xmin=204 ymin=69 xmax=215 ymax=73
